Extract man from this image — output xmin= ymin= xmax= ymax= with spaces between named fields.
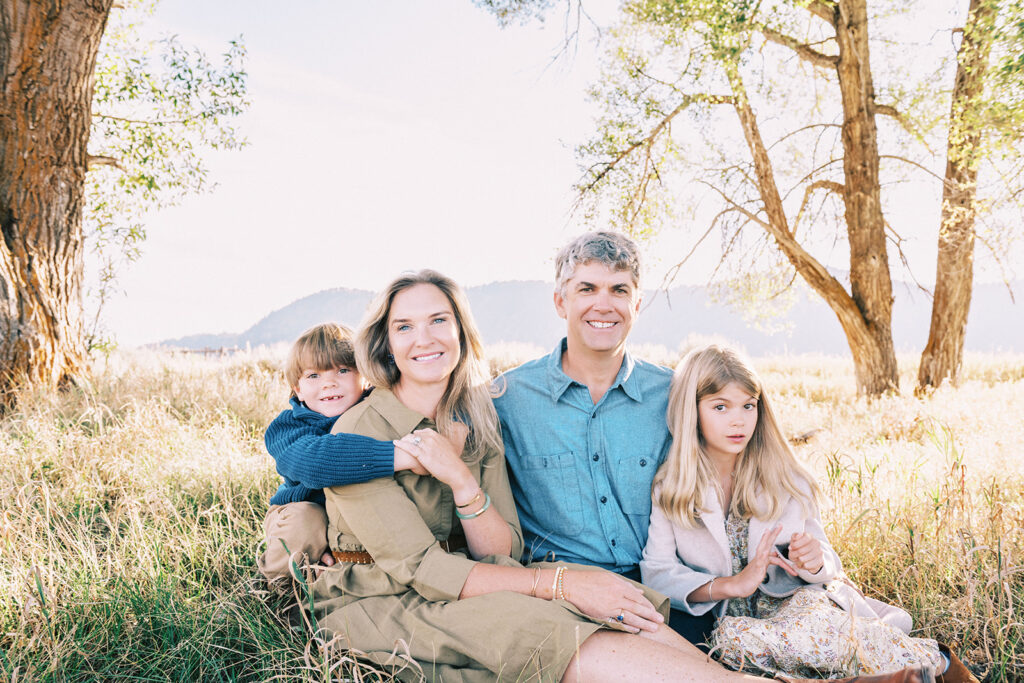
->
xmin=493 ymin=230 xmax=714 ymax=642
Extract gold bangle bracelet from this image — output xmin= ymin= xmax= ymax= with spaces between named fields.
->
xmin=455 ymin=488 xmax=483 ymax=509
xmin=529 ymin=568 xmax=541 ymax=597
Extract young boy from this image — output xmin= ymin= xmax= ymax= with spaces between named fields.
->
xmin=258 ymin=322 xmax=412 ymax=583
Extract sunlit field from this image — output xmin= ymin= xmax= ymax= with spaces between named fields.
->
xmin=1 ymin=347 xmax=1021 ymax=681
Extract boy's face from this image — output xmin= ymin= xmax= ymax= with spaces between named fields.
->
xmin=293 ymin=366 xmax=363 ymax=418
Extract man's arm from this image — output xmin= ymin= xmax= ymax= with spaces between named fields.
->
xmin=265 ymin=409 xmax=394 ymax=488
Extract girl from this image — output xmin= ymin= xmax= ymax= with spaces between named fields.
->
xmin=641 ymin=344 xmax=975 ymax=683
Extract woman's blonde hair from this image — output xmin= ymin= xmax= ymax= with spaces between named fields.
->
xmin=355 ymin=269 xmax=501 ymax=463
xmin=654 ymin=344 xmax=819 ymax=528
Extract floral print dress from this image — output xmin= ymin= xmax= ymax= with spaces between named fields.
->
xmin=710 ymin=514 xmax=943 ymax=679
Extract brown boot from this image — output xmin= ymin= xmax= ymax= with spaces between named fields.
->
xmin=780 ymin=665 xmax=936 ymax=683
xmin=935 ymin=643 xmax=979 ymax=683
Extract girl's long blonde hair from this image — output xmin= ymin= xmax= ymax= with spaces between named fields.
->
xmin=654 ymin=344 xmax=819 ymax=528
xmin=355 ymin=269 xmax=501 ymax=463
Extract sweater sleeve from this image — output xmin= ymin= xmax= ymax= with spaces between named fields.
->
xmin=265 ymin=408 xmax=394 ymax=488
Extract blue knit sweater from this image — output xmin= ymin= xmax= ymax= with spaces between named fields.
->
xmin=264 ymin=396 xmax=394 ymax=506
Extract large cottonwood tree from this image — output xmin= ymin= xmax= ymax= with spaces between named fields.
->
xmin=482 ymin=0 xmax=1022 ymax=395
xmin=0 ymin=0 xmax=114 ymax=403
xmin=0 ymin=0 xmax=246 ymax=404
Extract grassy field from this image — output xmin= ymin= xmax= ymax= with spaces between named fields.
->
xmin=1 ymin=347 xmax=1022 ymax=681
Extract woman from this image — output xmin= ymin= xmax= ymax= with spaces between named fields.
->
xmin=305 ymin=270 xmax=930 ymax=683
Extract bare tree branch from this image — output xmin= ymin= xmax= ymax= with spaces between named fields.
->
xmin=577 ymin=93 xmax=734 ymax=195
xmin=879 ymin=154 xmax=950 ymax=186
xmin=87 ymin=155 xmax=122 ymax=170
xmin=93 ymin=113 xmax=190 ymax=126
xmin=793 ymin=179 xmax=845 ymax=233
xmin=805 ymin=0 xmax=838 ymax=24
xmin=759 ymin=25 xmax=838 ymax=68
xmin=873 ymin=103 xmax=933 ymax=152
xmin=767 ymin=122 xmax=842 ymax=152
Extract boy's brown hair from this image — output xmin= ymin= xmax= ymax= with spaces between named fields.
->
xmin=284 ymin=323 xmax=357 ymax=392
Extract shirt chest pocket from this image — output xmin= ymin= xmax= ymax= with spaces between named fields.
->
xmin=611 ymin=454 xmax=656 ymax=516
xmin=521 ymin=452 xmax=585 ymax=536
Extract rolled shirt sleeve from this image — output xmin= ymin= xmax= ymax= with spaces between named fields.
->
xmin=478 ymin=444 xmax=524 ymax=563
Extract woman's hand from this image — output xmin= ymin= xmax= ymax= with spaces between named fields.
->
xmin=788 ymin=531 xmax=824 ymax=573
xmin=561 ymin=570 xmax=665 ymax=634
xmin=720 ymin=524 xmax=798 ymax=599
xmin=393 ymin=425 xmax=474 ymax=496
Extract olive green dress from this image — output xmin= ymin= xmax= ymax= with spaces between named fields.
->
xmin=307 ymin=389 xmax=647 ymax=682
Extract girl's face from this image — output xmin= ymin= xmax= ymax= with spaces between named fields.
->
xmin=387 ymin=283 xmax=461 ymax=391
xmin=697 ymin=380 xmax=758 ymax=461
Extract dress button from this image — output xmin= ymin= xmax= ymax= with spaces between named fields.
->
xmin=600 ymin=496 xmax=607 ymax=504
xmin=592 ymin=454 xmax=599 ymax=461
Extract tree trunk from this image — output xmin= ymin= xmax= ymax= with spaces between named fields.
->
xmin=831 ymin=0 xmax=898 ymax=395
xmin=0 ymin=0 xmax=112 ymax=405
xmin=918 ymin=0 xmax=994 ymax=392
xmin=727 ymin=65 xmax=896 ymax=397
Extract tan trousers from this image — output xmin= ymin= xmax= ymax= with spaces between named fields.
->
xmin=257 ymin=501 xmax=329 ymax=583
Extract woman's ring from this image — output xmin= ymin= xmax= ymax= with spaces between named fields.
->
xmin=412 ymin=436 xmax=422 ymax=445
xmin=616 ymin=610 xmax=624 ymax=622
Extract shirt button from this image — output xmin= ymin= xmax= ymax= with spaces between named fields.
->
xmin=610 ymin=539 xmax=617 ymax=546
xmin=592 ymin=454 xmax=600 ymax=462
xmin=600 ymin=496 xmax=607 ymax=504
xmin=639 ymin=459 xmax=647 ymax=467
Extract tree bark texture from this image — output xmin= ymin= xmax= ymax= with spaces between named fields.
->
xmin=918 ymin=0 xmax=994 ymax=391
xmin=0 ymin=0 xmax=112 ymax=403
xmin=830 ymin=0 xmax=898 ymax=394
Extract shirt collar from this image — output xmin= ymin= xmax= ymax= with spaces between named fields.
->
xmin=366 ymin=386 xmax=432 ymax=436
xmin=544 ymin=337 xmax=643 ymax=403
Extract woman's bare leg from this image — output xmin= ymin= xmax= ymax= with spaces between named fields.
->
xmin=561 ymin=629 xmax=767 ymax=683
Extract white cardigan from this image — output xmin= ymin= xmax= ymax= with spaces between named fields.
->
xmin=641 ymin=482 xmax=912 ymax=632
xmin=642 ymin=482 xmax=837 ymax=614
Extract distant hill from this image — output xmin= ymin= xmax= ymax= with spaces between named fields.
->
xmin=158 ymin=279 xmax=1024 ymax=355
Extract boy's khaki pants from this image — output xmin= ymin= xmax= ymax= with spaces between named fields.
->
xmin=257 ymin=501 xmax=329 ymax=583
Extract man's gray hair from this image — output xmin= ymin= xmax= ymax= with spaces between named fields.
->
xmin=554 ymin=231 xmax=642 ymax=294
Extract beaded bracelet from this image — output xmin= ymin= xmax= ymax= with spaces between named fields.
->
xmin=551 ymin=566 xmax=566 ymax=601
xmin=454 ymin=492 xmax=491 ymax=519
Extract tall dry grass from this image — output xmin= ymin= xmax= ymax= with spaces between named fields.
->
xmin=0 ymin=347 xmax=1021 ymax=681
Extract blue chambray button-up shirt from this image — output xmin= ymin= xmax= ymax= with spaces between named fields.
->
xmin=493 ymin=338 xmax=673 ymax=575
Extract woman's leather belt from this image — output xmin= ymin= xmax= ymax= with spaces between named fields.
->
xmin=332 ymin=550 xmax=374 ymax=564
xmin=332 ymin=533 xmax=467 ymax=565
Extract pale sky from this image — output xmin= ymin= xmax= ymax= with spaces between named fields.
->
xmin=97 ymin=1 xmax=1017 ymax=347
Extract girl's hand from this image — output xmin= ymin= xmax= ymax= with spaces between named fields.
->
xmin=722 ymin=524 xmax=798 ymax=598
xmin=394 ymin=425 xmax=475 ymax=499
xmin=788 ymin=531 xmax=824 ymax=573
xmin=561 ymin=570 xmax=664 ymax=634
